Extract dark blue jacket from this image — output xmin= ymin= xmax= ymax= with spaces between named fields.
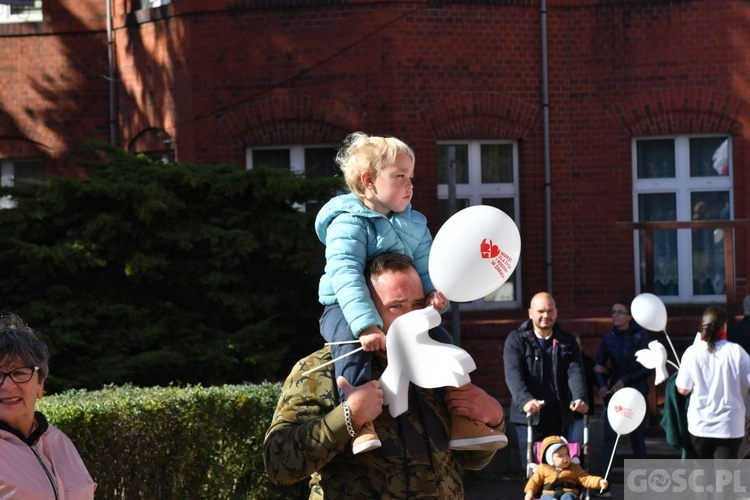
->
xmin=594 ymin=322 xmax=650 ymax=396
xmin=503 ymin=320 xmax=588 ymax=426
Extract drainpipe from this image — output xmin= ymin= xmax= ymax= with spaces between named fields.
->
xmin=106 ymin=0 xmax=119 ymax=147
xmin=541 ymin=0 xmax=553 ymax=292
xmin=446 ymin=146 xmax=461 ymax=346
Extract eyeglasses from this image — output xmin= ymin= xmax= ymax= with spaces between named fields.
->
xmin=612 ymin=310 xmax=630 ymax=315
xmin=0 ymin=366 xmax=39 ymax=385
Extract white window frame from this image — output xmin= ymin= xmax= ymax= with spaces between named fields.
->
xmin=139 ymin=0 xmax=170 ymax=9
xmin=1 ymin=158 xmax=46 ymax=208
xmin=436 ymin=140 xmax=521 ymax=310
xmin=0 ymin=0 xmax=42 ymax=23
xmin=632 ymin=134 xmax=733 ymax=304
xmin=246 ymin=143 xmax=339 ymax=212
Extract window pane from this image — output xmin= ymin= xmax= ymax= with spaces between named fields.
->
xmin=691 ymin=191 xmax=729 ymax=295
xmin=437 ymin=145 xmax=468 ymax=184
xmin=481 ymin=197 xmax=517 ymax=303
xmin=304 ymin=147 xmax=338 ymax=179
xmin=638 ymin=193 xmax=678 ymax=296
xmin=690 ymin=137 xmax=729 ymax=177
xmin=480 ymin=144 xmax=513 ymax=183
xmin=253 ymin=149 xmax=290 ymax=169
xmin=14 ymin=159 xmax=45 ymax=184
xmin=482 ymin=197 xmax=515 ymax=220
xmin=437 ymin=198 xmax=470 ymax=227
xmin=1 ymin=0 xmax=42 ymax=23
xmin=637 ymin=139 xmax=675 ymax=179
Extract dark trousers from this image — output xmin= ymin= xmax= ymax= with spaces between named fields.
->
xmin=690 ymin=434 xmax=742 ymax=459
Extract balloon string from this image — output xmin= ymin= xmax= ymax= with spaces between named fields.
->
xmin=663 ymin=330 xmax=681 ymax=368
xmin=601 ymin=433 xmax=621 ymax=492
xmin=301 ymin=347 xmax=365 ymax=377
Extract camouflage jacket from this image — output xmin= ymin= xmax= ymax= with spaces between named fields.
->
xmin=263 ymin=347 xmax=499 ymax=499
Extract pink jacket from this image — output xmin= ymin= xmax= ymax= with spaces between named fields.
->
xmin=0 ymin=414 xmax=96 ymax=499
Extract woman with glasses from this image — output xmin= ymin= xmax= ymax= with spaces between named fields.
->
xmin=591 ymin=302 xmax=650 ymax=496
xmin=0 ymin=313 xmax=96 ymax=499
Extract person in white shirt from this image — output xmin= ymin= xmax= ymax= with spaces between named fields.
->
xmin=676 ymin=306 xmax=750 ymax=459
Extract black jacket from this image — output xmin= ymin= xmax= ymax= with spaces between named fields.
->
xmin=503 ymin=320 xmax=588 ymax=427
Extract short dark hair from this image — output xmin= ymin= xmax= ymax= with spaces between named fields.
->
xmin=0 ymin=314 xmax=50 ymax=381
xmin=365 ymin=253 xmax=415 ymax=281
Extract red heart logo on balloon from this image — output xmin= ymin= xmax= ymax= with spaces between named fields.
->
xmin=480 ymin=238 xmax=500 ymax=259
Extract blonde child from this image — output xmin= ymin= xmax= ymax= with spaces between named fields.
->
xmin=316 ymin=131 xmax=506 ymax=454
xmin=524 ymin=435 xmax=607 ymax=500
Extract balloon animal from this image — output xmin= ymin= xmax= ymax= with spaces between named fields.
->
xmin=635 ymin=340 xmax=674 ymax=385
xmin=379 ymin=306 xmax=476 ymax=417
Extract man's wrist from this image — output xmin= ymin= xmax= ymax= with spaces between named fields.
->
xmin=342 ymin=401 xmax=358 ymax=438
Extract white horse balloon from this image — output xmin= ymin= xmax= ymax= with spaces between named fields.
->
xmin=379 ymin=306 xmax=476 ymax=417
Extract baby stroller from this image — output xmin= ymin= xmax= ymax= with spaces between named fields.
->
xmin=526 ymin=410 xmax=591 ymax=500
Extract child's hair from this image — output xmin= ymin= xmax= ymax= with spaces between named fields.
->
xmin=700 ymin=305 xmax=727 ymax=352
xmin=336 ymin=131 xmax=415 ymax=200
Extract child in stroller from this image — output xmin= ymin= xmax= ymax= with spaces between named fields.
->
xmin=524 ymin=435 xmax=607 ymax=500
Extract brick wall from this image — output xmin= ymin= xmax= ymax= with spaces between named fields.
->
xmin=1 ymin=1 xmax=749 ymax=381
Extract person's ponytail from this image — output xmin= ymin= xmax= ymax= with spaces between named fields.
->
xmin=700 ymin=306 xmax=727 ymax=352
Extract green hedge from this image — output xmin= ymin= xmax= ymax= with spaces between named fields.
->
xmin=37 ymin=383 xmax=308 ymax=499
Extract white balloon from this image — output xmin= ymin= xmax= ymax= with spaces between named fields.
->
xmin=630 ymin=293 xmax=668 ymax=332
xmin=429 ymin=205 xmax=521 ymax=303
xmin=607 ymin=387 xmax=647 ymax=435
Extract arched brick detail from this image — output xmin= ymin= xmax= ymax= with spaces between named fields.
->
xmin=128 ymin=127 xmax=174 ymax=154
xmin=418 ymin=93 xmax=541 ymax=140
xmin=608 ymin=88 xmax=748 ymax=136
xmin=216 ymin=95 xmax=367 ymax=146
xmin=0 ymin=136 xmax=51 ymax=159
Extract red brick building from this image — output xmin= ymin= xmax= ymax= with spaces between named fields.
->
xmin=2 ymin=0 xmax=749 ymax=400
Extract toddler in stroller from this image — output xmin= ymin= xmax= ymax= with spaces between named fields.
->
xmin=524 ymin=435 xmax=607 ymax=500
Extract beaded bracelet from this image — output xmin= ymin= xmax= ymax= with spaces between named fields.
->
xmin=342 ymin=401 xmax=357 ymax=438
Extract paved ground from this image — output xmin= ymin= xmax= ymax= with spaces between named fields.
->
xmin=464 ymin=411 xmax=681 ymax=500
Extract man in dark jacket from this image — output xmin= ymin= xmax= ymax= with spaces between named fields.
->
xmin=503 ymin=292 xmax=589 ymax=472
xmin=728 ymin=295 xmax=750 ymax=354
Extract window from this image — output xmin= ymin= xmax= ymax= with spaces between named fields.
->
xmin=0 ymin=0 xmax=42 ymax=23
xmin=436 ymin=141 xmax=521 ymax=309
xmin=247 ymin=144 xmax=339 ymax=212
xmin=141 ymin=150 xmax=174 ymax=165
xmin=633 ymin=135 xmax=732 ymax=302
xmin=139 ymin=0 xmax=170 ymax=9
xmin=1 ymin=158 xmax=46 ymax=208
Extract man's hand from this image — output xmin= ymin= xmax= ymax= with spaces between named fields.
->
xmin=523 ymin=399 xmax=545 ymax=415
xmin=445 ymin=384 xmax=504 ymax=427
xmin=337 ymin=376 xmax=383 ymax=427
xmin=570 ymin=399 xmax=589 ymax=414
xmin=359 ymin=327 xmax=386 ymax=352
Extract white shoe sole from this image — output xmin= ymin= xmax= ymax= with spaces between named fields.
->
xmin=449 ymin=434 xmax=508 ymax=451
xmin=352 ymin=438 xmax=382 ymax=455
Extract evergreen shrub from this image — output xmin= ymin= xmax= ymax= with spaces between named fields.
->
xmin=38 ymin=382 xmax=307 ymax=499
